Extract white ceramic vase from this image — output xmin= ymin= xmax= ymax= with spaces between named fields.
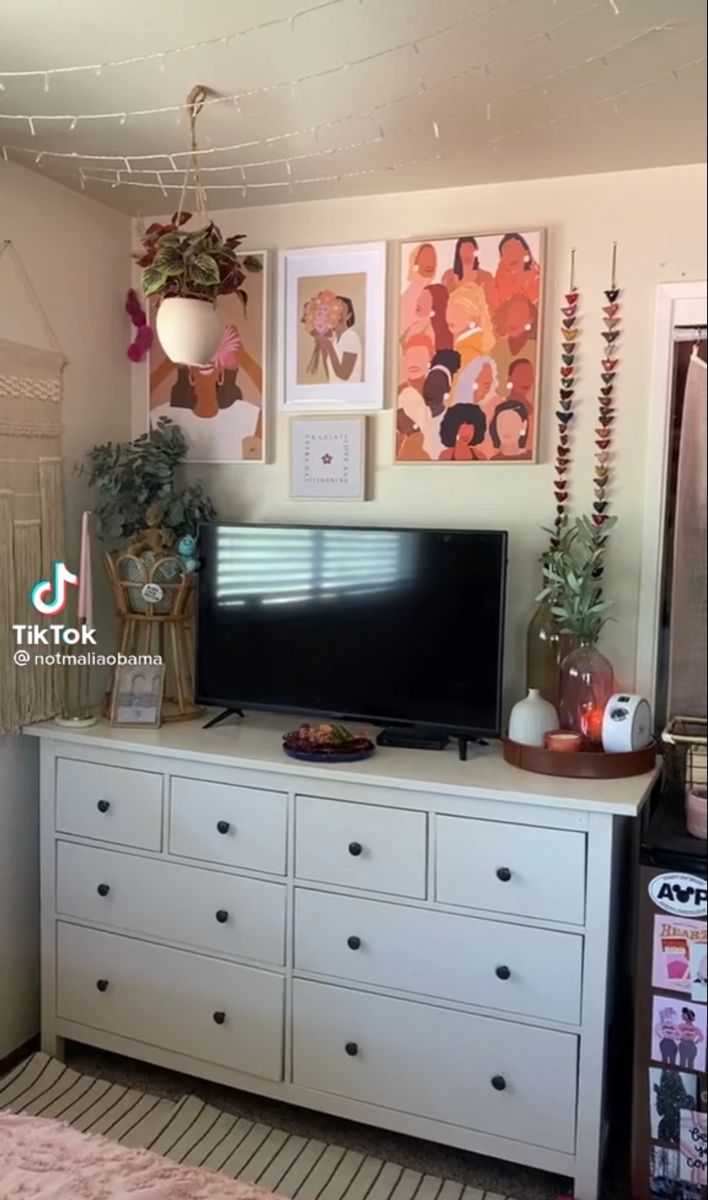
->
xmin=155 ymin=297 xmax=222 ymax=366
xmin=508 ymin=688 xmax=558 ymax=747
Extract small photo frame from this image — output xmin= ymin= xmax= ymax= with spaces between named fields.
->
xmin=289 ymin=415 xmax=367 ymax=501
xmin=110 ymin=662 xmax=165 ymax=727
xmin=279 ymin=242 xmax=386 ymax=411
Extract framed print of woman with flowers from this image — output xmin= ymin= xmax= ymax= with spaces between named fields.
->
xmin=279 ymin=242 xmax=386 ymax=411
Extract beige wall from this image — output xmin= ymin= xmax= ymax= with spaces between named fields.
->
xmin=1 ymin=159 xmax=132 ymax=651
xmin=139 ymin=162 xmax=705 ymax=710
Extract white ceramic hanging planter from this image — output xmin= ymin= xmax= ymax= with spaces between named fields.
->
xmin=155 ymin=296 xmax=222 ymax=366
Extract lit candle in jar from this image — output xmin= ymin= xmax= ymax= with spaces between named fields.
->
xmin=585 ymin=708 xmax=605 ymax=746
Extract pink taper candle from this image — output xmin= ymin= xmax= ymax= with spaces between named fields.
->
xmin=77 ymin=510 xmax=93 ymax=628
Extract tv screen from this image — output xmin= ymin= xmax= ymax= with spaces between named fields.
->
xmin=197 ymin=524 xmax=507 ymax=738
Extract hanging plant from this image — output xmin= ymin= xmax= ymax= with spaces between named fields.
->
xmin=134 ymin=84 xmax=263 ymax=366
xmin=135 ymin=214 xmax=262 ymax=305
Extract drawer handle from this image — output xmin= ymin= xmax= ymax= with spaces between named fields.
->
xmin=96 ymin=979 xmax=109 ymax=993
xmin=215 ymin=910 xmax=229 ymax=924
xmin=347 ymin=935 xmax=362 ymax=951
xmin=491 ymin=1075 xmax=507 ymax=1092
xmin=97 ymin=800 xmax=110 ymax=814
xmin=495 ymin=965 xmax=511 ymax=981
xmin=213 ymin=1011 xmax=226 ymax=1025
xmin=216 ymin=820 xmax=231 ymax=835
xmin=496 ymin=867 xmax=512 ymax=883
xmin=348 ymin=841 xmax=363 ymax=857
xmin=97 ymin=883 xmax=110 ymax=898
xmin=345 ymin=1042 xmax=359 ymax=1057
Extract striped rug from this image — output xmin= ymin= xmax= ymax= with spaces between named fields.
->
xmin=0 ymin=1053 xmax=518 ymax=1200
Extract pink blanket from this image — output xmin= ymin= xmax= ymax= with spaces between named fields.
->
xmin=0 ymin=1111 xmax=280 ymax=1199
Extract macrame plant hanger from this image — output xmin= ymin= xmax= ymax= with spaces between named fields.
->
xmin=176 ymin=84 xmax=213 ymax=226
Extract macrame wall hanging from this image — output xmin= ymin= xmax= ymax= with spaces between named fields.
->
xmin=0 ymin=238 xmax=67 ymax=733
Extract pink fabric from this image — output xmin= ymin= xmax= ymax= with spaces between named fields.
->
xmin=0 ymin=1111 xmax=281 ymax=1199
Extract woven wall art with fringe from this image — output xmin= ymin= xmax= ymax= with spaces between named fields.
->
xmin=0 ymin=337 xmax=66 ymax=732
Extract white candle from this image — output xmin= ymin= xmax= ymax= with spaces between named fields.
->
xmin=77 ymin=510 xmax=93 ymax=628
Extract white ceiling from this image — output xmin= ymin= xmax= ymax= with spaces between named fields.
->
xmin=1 ymin=0 xmax=706 ymax=215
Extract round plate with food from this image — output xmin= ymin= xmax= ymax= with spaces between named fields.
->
xmin=283 ymin=722 xmax=376 ymax=763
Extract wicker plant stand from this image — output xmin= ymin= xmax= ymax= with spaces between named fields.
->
xmin=104 ymin=550 xmax=203 ymax=723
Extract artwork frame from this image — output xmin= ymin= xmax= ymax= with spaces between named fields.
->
xmin=394 ymin=228 xmax=546 ymax=464
xmin=289 ymin=415 xmax=368 ymax=501
xmin=110 ymin=662 xmax=165 ymax=728
xmin=148 ymin=249 xmax=269 ymax=464
xmin=279 ymin=242 xmax=387 ymax=412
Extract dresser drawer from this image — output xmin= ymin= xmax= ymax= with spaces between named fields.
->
xmin=294 ymin=888 xmax=582 ymax=1025
xmin=56 ymin=758 xmax=163 ymax=851
xmin=57 ymin=922 xmax=284 ymax=1080
xmin=292 ymin=979 xmax=577 ymax=1153
xmin=57 ymin=841 xmax=286 ymax=966
xmin=436 ymin=816 xmax=586 ymax=925
xmin=169 ymin=777 xmax=287 ymax=875
xmin=295 ymin=796 xmax=427 ymax=898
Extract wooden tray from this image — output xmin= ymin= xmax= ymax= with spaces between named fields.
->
xmin=502 ymin=737 xmax=658 ymax=779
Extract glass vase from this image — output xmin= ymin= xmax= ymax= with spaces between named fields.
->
xmin=526 ymin=597 xmax=578 ymax=711
xmin=559 ymin=641 xmax=615 ymax=746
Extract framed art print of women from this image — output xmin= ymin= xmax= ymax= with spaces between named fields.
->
xmin=395 ymin=230 xmax=545 ymax=463
xmin=280 ymin=242 xmax=386 ymax=411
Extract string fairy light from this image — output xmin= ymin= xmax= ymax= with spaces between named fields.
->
xmin=0 ymin=0 xmax=350 ymax=85
xmin=0 ymin=0 xmax=549 ymax=128
xmin=0 ymin=15 xmax=680 ymax=168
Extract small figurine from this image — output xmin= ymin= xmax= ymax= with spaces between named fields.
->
xmin=176 ymin=534 xmax=199 ymax=573
xmin=127 ymin=504 xmax=174 ymax=558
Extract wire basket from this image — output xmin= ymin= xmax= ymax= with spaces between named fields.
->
xmin=661 ymin=715 xmax=707 ymax=806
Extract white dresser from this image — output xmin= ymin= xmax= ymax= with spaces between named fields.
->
xmin=27 ymin=715 xmax=657 ymax=1200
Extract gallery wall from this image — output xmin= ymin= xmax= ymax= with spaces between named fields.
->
xmin=130 ymin=161 xmax=701 ymax=707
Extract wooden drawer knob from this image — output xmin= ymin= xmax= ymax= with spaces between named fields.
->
xmin=97 ymin=883 xmax=110 ymax=898
xmin=496 ymin=867 xmax=512 ymax=883
xmin=495 ymin=965 xmax=511 ymax=981
xmin=347 ymin=936 xmax=362 ymax=951
xmin=212 ymin=1011 xmax=226 ymax=1025
xmin=348 ymin=841 xmax=363 ymax=857
xmin=345 ymin=1042 xmax=359 ymax=1057
xmin=96 ymin=979 xmax=109 ymax=993
xmin=97 ymin=800 xmax=110 ymax=814
xmin=491 ymin=1075 xmax=507 ymax=1092
xmin=215 ymin=910 xmax=229 ymax=924
xmin=216 ymin=820 xmax=231 ymax=835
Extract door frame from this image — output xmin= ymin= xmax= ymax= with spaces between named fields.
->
xmin=635 ymin=281 xmax=707 ymax=708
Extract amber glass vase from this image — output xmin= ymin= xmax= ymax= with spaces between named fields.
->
xmin=559 ymin=641 xmax=615 ymax=746
xmin=526 ymin=597 xmax=578 ymax=711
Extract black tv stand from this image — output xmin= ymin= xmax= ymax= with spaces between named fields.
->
xmin=203 ymin=707 xmax=245 ymax=730
xmin=376 ymin=727 xmax=488 ymax=760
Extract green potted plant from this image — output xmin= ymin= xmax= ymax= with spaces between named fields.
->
xmin=538 ymin=515 xmax=618 ymax=744
xmin=135 ymin=211 xmax=263 ymax=365
xmin=80 ymin=417 xmax=217 ymax=613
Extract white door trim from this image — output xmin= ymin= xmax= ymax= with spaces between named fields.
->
xmin=635 ymin=281 xmax=707 ymax=709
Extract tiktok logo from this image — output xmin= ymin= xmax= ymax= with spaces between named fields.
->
xmin=30 ymin=561 xmax=79 ymax=617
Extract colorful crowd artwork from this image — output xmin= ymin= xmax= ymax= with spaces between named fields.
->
xmin=396 ymin=231 xmax=544 ymax=464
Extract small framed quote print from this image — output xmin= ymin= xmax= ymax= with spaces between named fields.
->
xmin=279 ymin=242 xmax=386 ymax=411
xmin=289 ymin=415 xmax=367 ymax=501
xmin=110 ymin=662 xmax=165 ymax=728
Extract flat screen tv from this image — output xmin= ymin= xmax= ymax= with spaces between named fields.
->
xmin=197 ymin=523 xmax=508 ymax=738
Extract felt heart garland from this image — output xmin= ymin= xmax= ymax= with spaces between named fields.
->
xmin=551 ymin=250 xmax=580 ymax=548
xmin=592 ymin=245 xmax=621 ymax=535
